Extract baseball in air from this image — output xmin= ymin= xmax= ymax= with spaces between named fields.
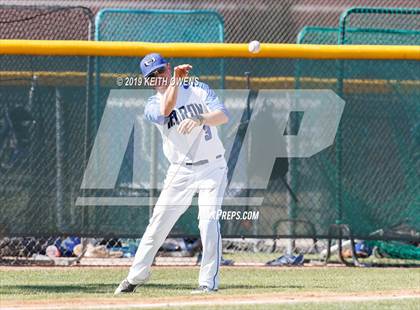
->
xmin=248 ymin=40 xmax=261 ymax=54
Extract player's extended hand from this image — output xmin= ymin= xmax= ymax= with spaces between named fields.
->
xmin=174 ymin=64 xmax=192 ymax=79
xmin=178 ymin=118 xmax=200 ymax=135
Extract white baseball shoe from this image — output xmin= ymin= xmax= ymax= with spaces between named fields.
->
xmin=190 ymin=285 xmax=218 ymax=294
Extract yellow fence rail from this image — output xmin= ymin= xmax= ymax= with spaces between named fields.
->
xmin=0 ymin=40 xmax=419 ymax=59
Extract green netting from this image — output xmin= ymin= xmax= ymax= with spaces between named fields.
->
xmin=1 ymin=55 xmax=418 ymax=240
xmin=92 ymin=10 xmax=225 ymax=235
xmin=297 ymin=25 xmax=420 ymax=83
xmin=339 ymin=7 xmax=420 ymax=45
xmin=297 ymin=26 xmax=420 ymax=45
xmin=337 ymin=7 xmax=420 ymax=238
xmin=95 ymin=9 xmax=224 ymax=88
xmin=0 ymin=8 xmax=419 ymax=241
xmin=295 ymin=8 xmax=420 ymax=241
xmin=1 ymin=4 xmax=419 ymax=266
xmin=95 ymin=9 xmax=224 ymax=42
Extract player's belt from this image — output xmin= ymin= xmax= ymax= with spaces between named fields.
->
xmin=185 ymin=159 xmax=208 ymax=166
xmin=185 ymin=154 xmax=223 ymax=166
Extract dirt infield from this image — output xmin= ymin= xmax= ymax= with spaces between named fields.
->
xmin=2 ymin=290 xmax=420 ymax=309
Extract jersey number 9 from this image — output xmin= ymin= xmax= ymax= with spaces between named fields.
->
xmin=203 ymin=125 xmax=212 ymax=141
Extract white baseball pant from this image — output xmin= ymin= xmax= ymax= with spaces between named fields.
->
xmin=127 ymin=157 xmax=227 ymax=290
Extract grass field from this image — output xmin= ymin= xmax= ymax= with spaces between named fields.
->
xmin=1 ymin=266 xmax=419 ymax=309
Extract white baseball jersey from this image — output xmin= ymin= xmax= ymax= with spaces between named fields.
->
xmin=144 ymin=82 xmax=228 ymax=164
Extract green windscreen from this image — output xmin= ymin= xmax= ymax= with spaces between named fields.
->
xmin=336 ymin=8 xmax=420 ymax=238
xmin=295 ymin=7 xmax=420 ymax=240
xmin=93 ymin=10 xmax=225 ymax=234
xmin=0 ymin=55 xmax=418 ymax=240
xmin=339 ymin=7 xmax=420 ymax=45
xmin=95 ymin=9 xmax=225 ymax=89
xmin=0 ymin=9 xmax=418 ymax=240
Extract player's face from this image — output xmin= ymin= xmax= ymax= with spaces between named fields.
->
xmin=151 ymin=64 xmax=171 ymax=91
xmin=149 ymin=66 xmax=167 ymax=79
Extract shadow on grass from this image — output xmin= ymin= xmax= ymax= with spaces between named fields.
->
xmin=0 ymin=284 xmax=117 ymax=294
xmin=0 ymin=283 xmax=304 ymax=295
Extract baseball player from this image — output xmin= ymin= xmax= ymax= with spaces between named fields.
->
xmin=115 ymin=53 xmax=229 ymax=294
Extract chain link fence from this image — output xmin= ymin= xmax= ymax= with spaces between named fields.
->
xmin=0 ymin=1 xmax=419 ymax=266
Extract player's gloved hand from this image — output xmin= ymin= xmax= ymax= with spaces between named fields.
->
xmin=178 ymin=118 xmax=201 ymax=135
xmin=173 ymin=64 xmax=192 ymax=81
